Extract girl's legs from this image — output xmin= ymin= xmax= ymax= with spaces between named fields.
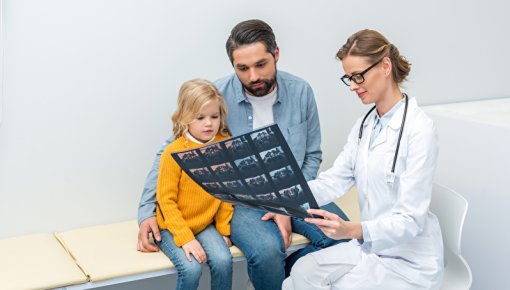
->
xmin=157 ymin=230 xmax=203 ymax=290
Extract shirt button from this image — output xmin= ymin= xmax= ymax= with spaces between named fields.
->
xmin=248 ymin=116 xmax=252 ymax=120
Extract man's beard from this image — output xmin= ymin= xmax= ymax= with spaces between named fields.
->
xmin=243 ymin=72 xmax=277 ymax=97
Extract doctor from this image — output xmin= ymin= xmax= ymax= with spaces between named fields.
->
xmin=283 ymin=29 xmax=444 ymax=290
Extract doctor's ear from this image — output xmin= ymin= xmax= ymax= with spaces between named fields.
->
xmin=381 ymin=57 xmax=392 ymax=77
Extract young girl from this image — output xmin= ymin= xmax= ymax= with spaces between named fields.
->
xmin=156 ymin=79 xmax=233 ymax=290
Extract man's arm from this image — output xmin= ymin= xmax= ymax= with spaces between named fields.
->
xmin=137 ymin=137 xmax=173 ymax=252
xmin=300 ymin=85 xmax=322 ymax=181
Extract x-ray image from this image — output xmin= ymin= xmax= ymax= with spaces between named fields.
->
xmin=200 ymin=143 xmax=225 ymax=164
xmin=171 ymin=124 xmax=319 ymax=218
xmin=234 ymin=155 xmax=263 ymax=176
xmin=225 ymin=136 xmax=251 ymax=159
xmin=211 ymin=162 xmax=237 ymax=181
xmin=250 ymin=127 xmax=277 ymax=151
xmin=176 ymin=150 xmax=203 ymax=168
xmin=260 ymin=146 xmax=288 ymax=170
xmin=270 ymin=165 xmax=297 ymax=188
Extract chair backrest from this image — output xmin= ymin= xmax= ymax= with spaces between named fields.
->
xmin=430 ymin=183 xmax=468 ymax=255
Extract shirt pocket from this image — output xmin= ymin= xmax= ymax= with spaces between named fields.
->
xmin=287 ymin=121 xmax=307 ymax=165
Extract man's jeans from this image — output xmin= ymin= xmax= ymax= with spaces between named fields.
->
xmin=157 ymin=225 xmax=232 ymax=290
xmin=231 ymin=203 xmax=349 ymax=290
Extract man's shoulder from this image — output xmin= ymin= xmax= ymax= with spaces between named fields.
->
xmin=277 ymin=71 xmax=315 ymax=102
xmin=214 ymin=73 xmax=237 ymax=90
xmin=277 ymin=70 xmax=311 ymax=88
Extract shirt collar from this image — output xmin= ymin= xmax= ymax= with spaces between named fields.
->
xmin=185 ymin=132 xmax=216 ymax=145
xmin=375 ymin=97 xmax=406 ymax=129
xmin=246 ymin=86 xmax=278 ymax=101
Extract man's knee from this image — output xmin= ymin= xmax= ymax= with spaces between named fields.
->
xmin=245 ymin=237 xmax=285 ymax=265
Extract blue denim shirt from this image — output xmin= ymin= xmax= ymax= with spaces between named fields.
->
xmin=138 ymin=70 xmax=322 ymax=224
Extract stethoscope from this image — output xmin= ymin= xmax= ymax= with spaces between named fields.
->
xmin=354 ymin=93 xmax=408 ymax=185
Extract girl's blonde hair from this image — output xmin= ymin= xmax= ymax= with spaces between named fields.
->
xmin=171 ymin=79 xmax=229 ymax=139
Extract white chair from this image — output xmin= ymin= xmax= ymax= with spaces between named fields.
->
xmin=430 ymin=183 xmax=473 ymax=290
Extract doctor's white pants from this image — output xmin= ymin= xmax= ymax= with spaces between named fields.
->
xmin=282 ymin=240 xmax=440 ymax=290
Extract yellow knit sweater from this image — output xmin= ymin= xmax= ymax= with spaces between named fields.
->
xmin=156 ymin=134 xmax=233 ymax=247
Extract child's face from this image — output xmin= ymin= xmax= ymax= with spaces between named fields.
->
xmin=188 ymin=99 xmax=221 ymax=143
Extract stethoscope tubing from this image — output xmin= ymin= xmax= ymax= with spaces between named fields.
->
xmin=357 ymin=93 xmax=409 ymax=178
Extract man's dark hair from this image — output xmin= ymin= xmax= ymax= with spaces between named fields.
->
xmin=226 ymin=19 xmax=277 ymax=64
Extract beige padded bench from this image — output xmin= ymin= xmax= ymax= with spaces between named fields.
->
xmin=54 ymin=188 xmax=359 ymax=288
xmin=53 ymin=221 xmax=312 ymax=289
xmin=0 ymin=188 xmax=359 ymax=290
xmin=0 ymin=234 xmax=88 ymax=290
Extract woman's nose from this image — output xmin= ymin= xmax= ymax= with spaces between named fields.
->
xmin=349 ymin=81 xmax=359 ymax=91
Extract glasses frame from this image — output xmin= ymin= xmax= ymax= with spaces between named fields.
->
xmin=341 ymin=58 xmax=383 ymax=86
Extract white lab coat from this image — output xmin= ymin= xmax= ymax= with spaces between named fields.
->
xmin=307 ymin=97 xmax=444 ymax=290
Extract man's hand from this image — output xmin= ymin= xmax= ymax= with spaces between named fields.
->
xmin=182 ymin=239 xmax=207 ymax=263
xmin=262 ymin=212 xmax=292 ymax=251
xmin=137 ymin=217 xmax=161 ymax=252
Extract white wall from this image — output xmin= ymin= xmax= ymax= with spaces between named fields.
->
xmin=0 ymin=0 xmax=509 ymax=288
xmin=424 ymin=100 xmax=510 ymax=290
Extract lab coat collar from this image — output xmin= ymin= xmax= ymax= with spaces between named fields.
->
xmin=370 ymin=96 xmax=415 ymax=149
xmin=388 ymin=96 xmax=416 ymax=130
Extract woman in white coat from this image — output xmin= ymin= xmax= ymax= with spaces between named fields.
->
xmin=283 ymin=29 xmax=444 ymax=290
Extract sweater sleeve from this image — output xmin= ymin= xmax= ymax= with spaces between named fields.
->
xmin=157 ymin=148 xmax=195 ymax=247
xmin=214 ymin=201 xmax=233 ymax=236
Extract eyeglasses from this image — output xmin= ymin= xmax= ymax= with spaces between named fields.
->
xmin=340 ymin=59 xmax=382 ymax=86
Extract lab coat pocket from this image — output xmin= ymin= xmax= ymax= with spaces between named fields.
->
xmin=287 ymin=121 xmax=307 ymax=164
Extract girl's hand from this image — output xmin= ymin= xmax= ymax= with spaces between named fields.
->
xmin=305 ymin=209 xmax=362 ymax=240
xmin=223 ymin=236 xmax=232 ymax=247
xmin=182 ymin=239 xmax=207 ymax=263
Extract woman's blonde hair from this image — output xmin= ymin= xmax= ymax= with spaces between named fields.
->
xmin=336 ymin=29 xmax=411 ymax=84
xmin=171 ymin=79 xmax=229 ymax=139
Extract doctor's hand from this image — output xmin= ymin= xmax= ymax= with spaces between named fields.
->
xmin=306 ymin=209 xmax=362 ymax=240
xmin=137 ymin=217 xmax=161 ymax=252
xmin=262 ymin=212 xmax=292 ymax=251
xmin=182 ymin=239 xmax=207 ymax=263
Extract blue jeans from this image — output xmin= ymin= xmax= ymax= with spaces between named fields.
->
xmin=230 ymin=203 xmax=349 ymax=290
xmin=157 ymin=225 xmax=232 ymax=290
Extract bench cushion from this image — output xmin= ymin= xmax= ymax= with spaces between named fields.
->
xmin=55 ymin=221 xmax=172 ymax=282
xmin=0 ymin=234 xmax=87 ymax=290
xmin=335 ymin=187 xmax=360 ymax=222
xmin=56 ymin=220 xmax=311 ymax=282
